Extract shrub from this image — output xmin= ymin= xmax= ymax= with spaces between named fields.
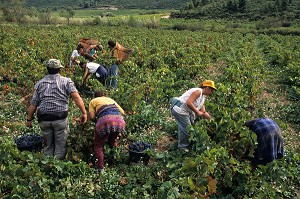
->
xmin=256 ymin=17 xmax=282 ymax=29
xmin=143 ymin=17 xmax=160 ymax=29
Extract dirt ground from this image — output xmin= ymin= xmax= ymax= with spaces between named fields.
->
xmin=155 ymin=134 xmax=176 ymax=152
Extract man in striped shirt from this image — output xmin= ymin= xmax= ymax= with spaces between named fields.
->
xmin=244 ymin=117 xmax=284 ymax=168
xmin=26 ymin=59 xmax=87 ymax=160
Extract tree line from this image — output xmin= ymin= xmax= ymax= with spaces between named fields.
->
xmin=0 ymin=0 xmax=75 ymax=24
xmin=171 ymin=0 xmax=300 ymax=21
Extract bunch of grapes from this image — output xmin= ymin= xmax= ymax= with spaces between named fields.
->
xmin=15 ymin=134 xmax=43 ymax=151
xmin=129 ymin=141 xmax=151 ymax=153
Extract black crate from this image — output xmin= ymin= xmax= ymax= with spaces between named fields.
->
xmin=128 ymin=141 xmax=151 ymax=165
xmin=15 ymin=134 xmax=43 ymax=152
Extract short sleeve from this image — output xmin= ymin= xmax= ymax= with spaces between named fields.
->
xmin=66 ymin=78 xmax=78 ymax=94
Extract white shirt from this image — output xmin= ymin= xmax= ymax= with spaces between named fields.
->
xmin=173 ymin=88 xmax=206 ymax=116
xmin=86 ymin=62 xmax=100 ymax=77
xmin=69 ymin=50 xmax=81 ymax=67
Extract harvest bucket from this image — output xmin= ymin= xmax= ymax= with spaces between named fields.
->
xmin=128 ymin=141 xmax=151 ymax=165
xmin=15 ymin=134 xmax=43 ymax=152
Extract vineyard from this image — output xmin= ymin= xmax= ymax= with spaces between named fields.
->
xmin=0 ymin=23 xmax=300 ymax=198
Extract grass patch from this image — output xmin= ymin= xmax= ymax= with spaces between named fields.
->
xmin=53 ymin=9 xmax=175 ymax=18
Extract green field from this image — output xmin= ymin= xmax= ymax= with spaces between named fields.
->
xmin=0 ymin=22 xmax=300 ymax=198
xmin=53 ymin=8 xmax=175 ymax=18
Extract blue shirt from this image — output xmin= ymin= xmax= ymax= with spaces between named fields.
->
xmin=253 ymin=118 xmax=281 ymax=135
xmin=252 ymin=118 xmax=284 ymax=161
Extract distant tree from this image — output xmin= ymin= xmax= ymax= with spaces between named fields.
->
xmin=0 ymin=0 xmax=27 ymax=23
xmin=238 ymin=0 xmax=247 ymax=13
xmin=200 ymin=0 xmax=209 ymax=6
xmin=281 ymin=0 xmax=288 ymax=11
xmin=227 ymin=0 xmax=238 ymax=13
xmin=192 ymin=0 xmax=200 ymax=8
xmin=275 ymin=0 xmax=288 ymax=12
xmin=1 ymin=7 xmax=14 ymax=22
xmin=27 ymin=6 xmax=39 ymax=18
xmin=14 ymin=7 xmax=27 ymax=23
xmin=40 ymin=8 xmax=52 ymax=24
xmin=184 ymin=2 xmax=194 ymax=10
xmin=59 ymin=7 xmax=75 ymax=25
xmin=83 ymin=2 xmax=91 ymax=8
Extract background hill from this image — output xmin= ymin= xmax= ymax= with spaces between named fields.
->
xmin=23 ymin=0 xmax=300 ymax=21
xmin=171 ymin=0 xmax=300 ymax=20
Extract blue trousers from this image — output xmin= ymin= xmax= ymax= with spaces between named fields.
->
xmin=107 ymin=64 xmax=118 ymax=88
xmin=171 ymin=108 xmax=192 ymax=148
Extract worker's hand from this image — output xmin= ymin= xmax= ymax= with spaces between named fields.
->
xmin=80 ymin=113 xmax=87 ymax=124
xmin=82 ymin=82 xmax=87 ymax=88
xmin=197 ymin=111 xmax=211 ymax=120
xmin=197 ymin=111 xmax=205 ymax=117
xmin=118 ymin=133 xmax=122 ymax=139
xmin=203 ymin=112 xmax=212 ymax=120
xmin=26 ymin=121 xmax=33 ymax=128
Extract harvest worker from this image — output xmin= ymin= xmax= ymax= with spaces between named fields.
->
xmin=244 ymin=118 xmax=284 ymax=168
xmin=83 ymin=44 xmax=103 ymax=62
xmin=88 ymin=90 xmax=126 ymax=172
xmin=26 ymin=59 xmax=87 ymax=160
xmin=108 ymin=40 xmax=133 ymax=62
xmin=69 ymin=44 xmax=84 ymax=68
xmin=170 ymin=80 xmax=217 ymax=152
xmin=79 ymin=61 xmax=108 ymax=86
xmin=78 ymin=38 xmax=103 ymax=62
xmin=107 ymin=40 xmax=133 ymax=88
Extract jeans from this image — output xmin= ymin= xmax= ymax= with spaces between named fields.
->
xmin=39 ymin=118 xmax=69 ymax=160
xmin=107 ymin=64 xmax=118 ymax=88
xmin=171 ymin=108 xmax=192 ymax=148
xmin=94 ymin=131 xmax=119 ymax=169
